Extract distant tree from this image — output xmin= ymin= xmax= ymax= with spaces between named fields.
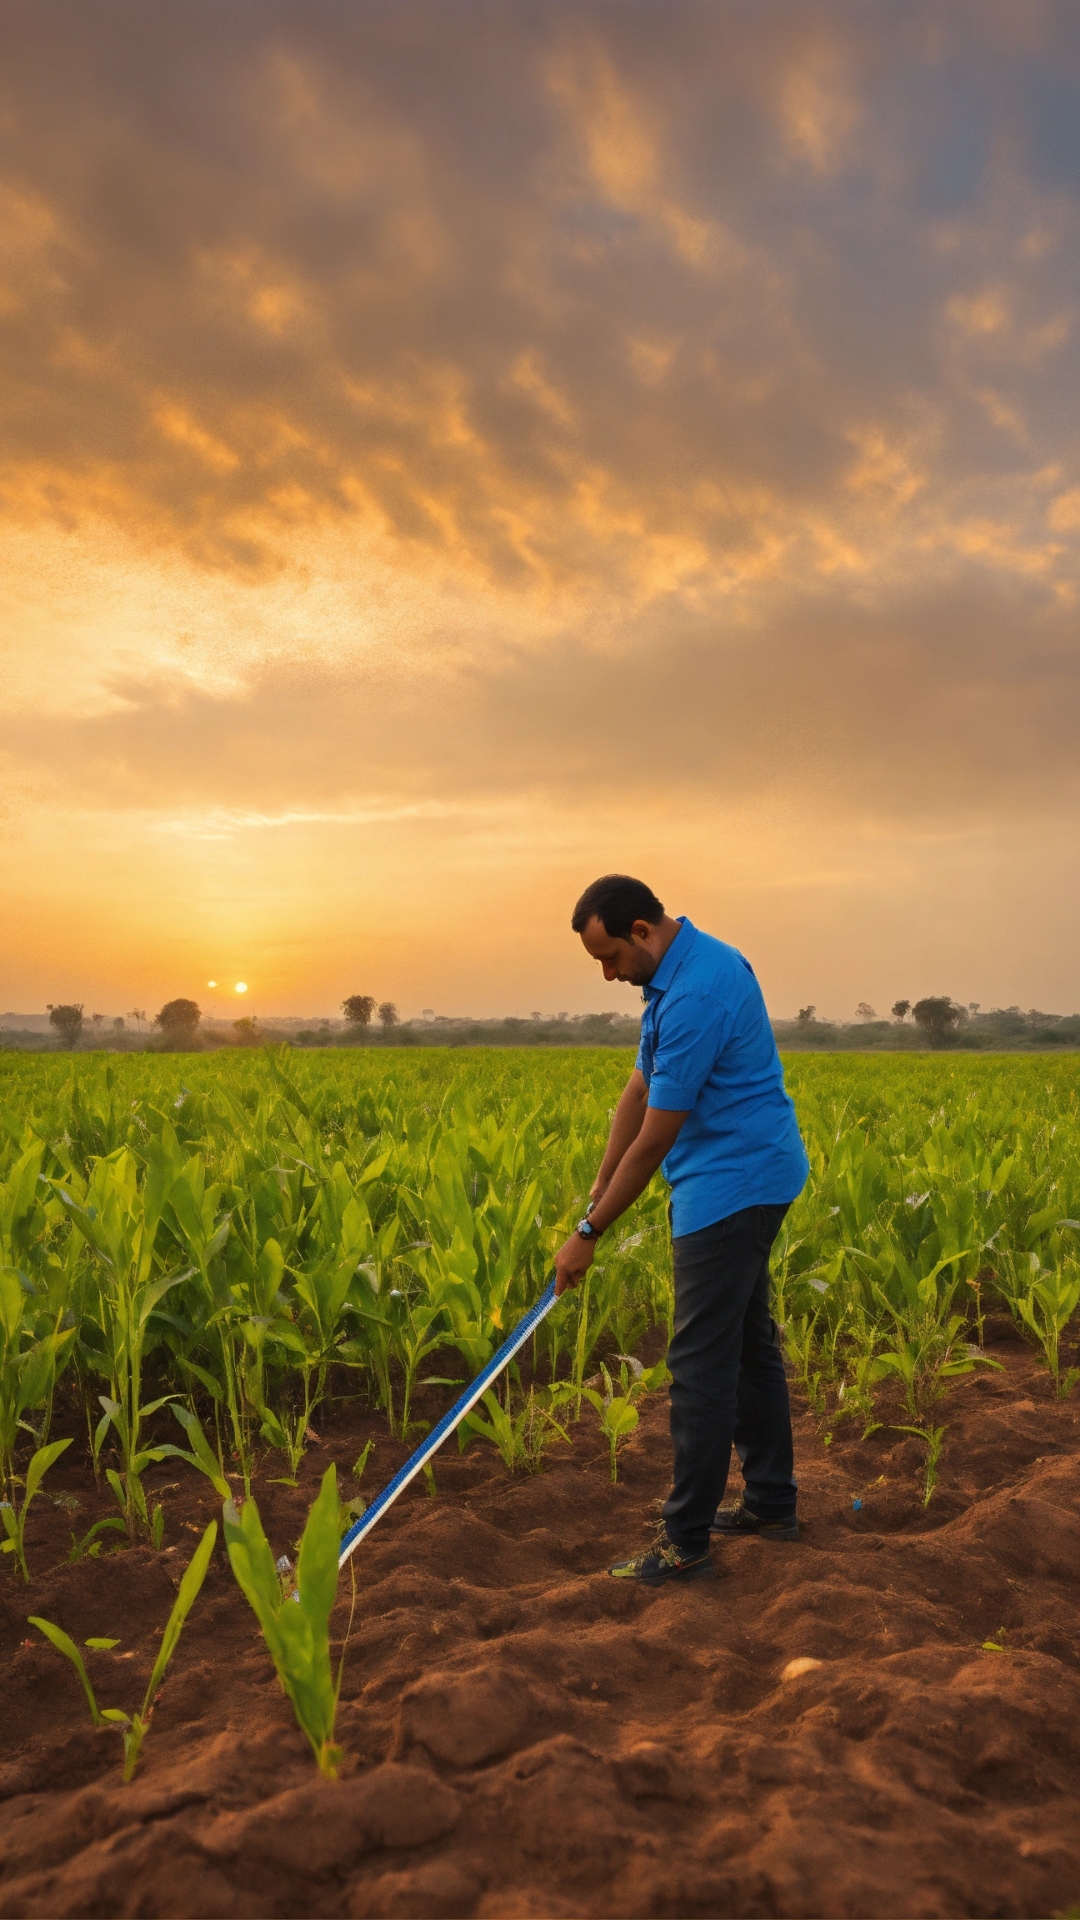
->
xmin=968 ymin=1003 xmax=980 ymax=1016
xmin=531 ymin=1011 xmax=543 ymax=1021
xmin=342 ymin=995 xmax=377 ymax=1027
xmin=912 ymin=996 xmax=962 ymax=1046
xmin=113 ymin=1016 xmax=125 ymax=1033
xmin=891 ymin=1000 xmax=910 ymax=1023
xmin=232 ymin=1016 xmax=260 ymax=1047
xmin=377 ymin=1000 xmax=399 ymax=1029
xmin=155 ymin=998 xmax=202 ymax=1046
xmin=855 ymin=1002 xmax=877 ymax=1022
xmin=128 ymin=1009 xmax=147 ymax=1031
xmin=796 ymin=1005 xmax=816 ymax=1027
xmin=91 ymin=1013 xmax=104 ymax=1031
xmin=47 ymin=1003 xmax=84 ymax=1048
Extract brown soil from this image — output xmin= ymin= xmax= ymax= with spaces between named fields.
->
xmin=2 ymin=1325 xmax=1080 ymax=1920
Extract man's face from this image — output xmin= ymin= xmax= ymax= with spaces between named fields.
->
xmin=579 ymin=915 xmax=660 ymax=986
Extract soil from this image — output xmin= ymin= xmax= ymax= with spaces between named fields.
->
xmin=2 ymin=1321 xmax=1080 ymax=1920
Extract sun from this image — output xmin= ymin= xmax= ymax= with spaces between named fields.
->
xmin=235 ymin=982 xmax=248 ymax=994
xmin=207 ymin=980 xmax=217 ymax=988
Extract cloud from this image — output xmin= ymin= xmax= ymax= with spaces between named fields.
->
xmin=2 ymin=0 xmax=1080 ymax=1010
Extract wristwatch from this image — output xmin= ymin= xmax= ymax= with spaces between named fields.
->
xmin=576 ymin=1215 xmax=601 ymax=1242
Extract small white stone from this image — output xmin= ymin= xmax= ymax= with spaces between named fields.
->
xmin=781 ymin=1656 xmax=825 ymax=1680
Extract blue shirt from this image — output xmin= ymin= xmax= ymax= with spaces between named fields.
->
xmin=635 ymin=918 xmax=808 ymax=1236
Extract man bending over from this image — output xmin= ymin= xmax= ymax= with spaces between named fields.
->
xmin=554 ymin=874 xmax=809 ymax=1584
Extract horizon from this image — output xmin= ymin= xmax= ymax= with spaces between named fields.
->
xmin=3 ymin=2 xmax=1079 ymax=1014
xmin=5 ymin=995 xmax=1078 ymax=1031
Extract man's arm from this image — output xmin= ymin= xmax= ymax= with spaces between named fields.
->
xmin=590 ymin=1069 xmax=649 ymax=1202
xmin=554 ymin=1100 xmax=689 ymax=1296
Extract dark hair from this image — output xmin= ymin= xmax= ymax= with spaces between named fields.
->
xmin=571 ymin=874 xmax=665 ymax=939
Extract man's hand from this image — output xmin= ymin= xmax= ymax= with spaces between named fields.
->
xmin=556 ymin=1100 xmax=688 ymax=1300
xmin=554 ymin=1229 xmax=595 ymax=1297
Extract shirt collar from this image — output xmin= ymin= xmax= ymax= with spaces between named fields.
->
xmin=643 ymin=916 xmax=695 ymax=1000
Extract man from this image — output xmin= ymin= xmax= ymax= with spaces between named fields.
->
xmin=554 ymin=874 xmax=809 ymax=1585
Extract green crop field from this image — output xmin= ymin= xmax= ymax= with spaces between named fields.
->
xmin=2 ymin=1047 xmax=1079 ymax=1541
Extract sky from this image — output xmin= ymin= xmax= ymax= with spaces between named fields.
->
xmin=2 ymin=0 xmax=1079 ymax=1022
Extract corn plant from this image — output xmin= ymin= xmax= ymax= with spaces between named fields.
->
xmin=0 ymin=1267 xmax=75 ymax=1498
xmin=581 ymin=1358 xmax=666 ymax=1482
xmin=28 ymin=1619 xmax=123 ymax=1722
xmin=69 ymin=1515 xmax=127 ymax=1561
xmin=893 ymin=1423 xmax=947 ymax=1504
xmin=998 ymin=1254 xmax=1080 ymax=1394
xmin=55 ymin=1153 xmax=189 ymax=1538
xmin=223 ymin=1462 xmax=343 ymax=1777
xmin=29 ymin=1518 xmax=216 ymax=1778
xmin=3 ymin=1046 xmax=1079 ymax=1524
xmin=1 ymin=1436 xmax=72 ymax=1580
xmin=460 ymin=1384 xmax=572 ymax=1473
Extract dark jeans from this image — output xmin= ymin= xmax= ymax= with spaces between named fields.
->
xmin=662 ymin=1203 xmax=795 ymax=1557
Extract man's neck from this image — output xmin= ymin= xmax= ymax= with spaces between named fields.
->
xmin=653 ymin=914 xmax=684 ymax=963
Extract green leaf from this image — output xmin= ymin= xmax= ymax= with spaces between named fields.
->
xmin=29 ymin=1615 xmax=102 ymax=1724
xmin=602 ymin=1400 xmax=639 ymax=1440
xmin=181 ymin=1360 xmax=224 ymax=1403
xmin=257 ymin=1406 xmax=290 ymax=1449
xmin=168 ymin=1406 xmax=230 ymax=1496
xmin=139 ymin=1393 xmax=179 ymax=1420
xmin=295 ymin=1465 xmax=340 ymax=1648
xmin=142 ymin=1519 xmax=217 ymax=1710
xmin=85 ymin=1636 xmax=121 ymax=1650
xmin=223 ymin=1496 xmax=285 ymax=1633
xmin=25 ymin=1437 xmax=72 ymax=1502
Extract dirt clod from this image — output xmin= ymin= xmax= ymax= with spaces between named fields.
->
xmin=395 ymin=1666 xmax=536 ymax=1768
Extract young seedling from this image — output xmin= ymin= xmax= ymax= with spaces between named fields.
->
xmin=581 ymin=1358 xmax=666 ymax=1482
xmin=893 ymin=1423 xmax=947 ymax=1504
xmin=27 ymin=1618 xmax=126 ymax=1725
xmin=1009 ymin=1260 xmax=1080 ymax=1396
xmin=581 ymin=1367 xmax=639 ymax=1483
xmin=30 ymin=1518 xmax=217 ymax=1779
xmin=1 ymin=1438 xmax=72 ymax=1581
xmin=223 ymin=1463 xmax=344 ymax=1778
xmin=69 ymin=1515 xmax=128 ymax=1562
xmin=460 ymin=1384 xmax=572 ymax=1474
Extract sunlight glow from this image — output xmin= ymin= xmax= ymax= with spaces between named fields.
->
xmin=235 ymin=982 xmax=248 ymax=994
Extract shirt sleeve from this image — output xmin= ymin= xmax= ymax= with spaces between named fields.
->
xmin=646 ymin=988 xmax=734 ymax=1111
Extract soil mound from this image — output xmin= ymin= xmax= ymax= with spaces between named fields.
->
xmin=2 ymin=1330 xmax=1079 ymax=1918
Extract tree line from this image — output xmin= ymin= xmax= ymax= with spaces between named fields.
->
xmin=42 ymin=995 xmax=402 ymax=1051
xmin=794 ymin=997 xmax=966 ymax=1043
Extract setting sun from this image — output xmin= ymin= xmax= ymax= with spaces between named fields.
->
xmin=235 ymin=982 xmax=248 ymax=994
